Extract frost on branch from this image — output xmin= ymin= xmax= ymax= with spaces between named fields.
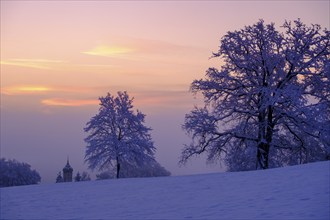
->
xmin=84 ymin=91 xmax=163 ymax=178
xmin=181 ymin=19 xmax=330 ymax=171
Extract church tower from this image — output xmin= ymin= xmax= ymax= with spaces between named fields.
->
xmin=63 ymin=158 xmax=73 ymax=182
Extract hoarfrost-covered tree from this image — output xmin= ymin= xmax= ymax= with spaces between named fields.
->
xmin=84 ymin=91 xmax=157 ymax=178
xmin=0 ymin=158 xmax=41 ymax=187
xmin=181 ymin=19 xmax=330 ymax=171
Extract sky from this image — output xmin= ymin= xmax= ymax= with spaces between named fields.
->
xmin=1 ymin=0 xmax=329 ymax=183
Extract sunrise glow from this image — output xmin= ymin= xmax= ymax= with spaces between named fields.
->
xmin=1 ymin=0 xmax=328 ymax=184
xmin=2 ymin=86 xmax=52 ymax=95
xmin=41 ymin=98 xmax=99 ymax=107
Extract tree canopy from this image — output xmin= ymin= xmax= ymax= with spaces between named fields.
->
xmin=84 ymin=91 xmax=158 ymax=178
xmin=181 ymin=19 xmax=330 ymax=171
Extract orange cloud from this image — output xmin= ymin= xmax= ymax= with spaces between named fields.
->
xmin=1 ymin=85 xmax=100 ymax=96
xmin=2 ymin=86 xmax=52 ymax=95
xmin=0 ymin=59 xmax=65 ymax=69
xmin=41 ymin=98 xmax=98 ymax=107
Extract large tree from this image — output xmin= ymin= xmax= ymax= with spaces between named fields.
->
xmin=180 ymin=19 xmax=329 ymax=170
xmin=84 ymin=91 xmax=156 ymax=178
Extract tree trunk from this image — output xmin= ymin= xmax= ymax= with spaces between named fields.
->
xmin=256 ymin=106 xmax=273 ymax=170
xmin=257 ymin=142 xmax=269 ymax=169
xmin=116 ymin=156 xmax=120 ymax=179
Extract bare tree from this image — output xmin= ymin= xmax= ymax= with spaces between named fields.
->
xmin=181 ymin=19 xmax=329 ymax=170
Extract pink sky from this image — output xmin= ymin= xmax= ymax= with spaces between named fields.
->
xmin=1 ymin=1 xmax=329 ymax=183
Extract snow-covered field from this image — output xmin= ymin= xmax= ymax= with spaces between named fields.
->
xmin=1 ymin=161 xmax=329 ymax=219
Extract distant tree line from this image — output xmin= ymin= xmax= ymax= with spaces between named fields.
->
xmin=0 ymin=158 xmax=41 ymax=187
xmin=74 ymin=171 xmax=92 ymax=182
xmin=56 ymin=171 xmax=91 ymax=183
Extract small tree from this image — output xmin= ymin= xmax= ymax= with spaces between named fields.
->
xmin=84 ymin=91 xmax=156 ymax=178
xmin=0 ymin=158 xmax=41 ymax=187
xmin=56 ymin=172 xmax=63 ymax=183
xmin=74 ymin=171 xmax=91 ymax=181
xmin=181 ymin=19 xmax=329 ymax=170
xmin=74 ymin=172 xmax=81 ymax=182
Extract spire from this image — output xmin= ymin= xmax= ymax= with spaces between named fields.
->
xmin=63 ymin=156 xmax=73 ymax=172
xmin=63 ymin=156 xmax=73 ymax=182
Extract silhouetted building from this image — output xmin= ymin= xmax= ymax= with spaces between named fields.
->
xmin=63 ymin=158 xmax=73 ymax=182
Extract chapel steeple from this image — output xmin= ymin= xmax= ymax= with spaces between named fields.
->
xmin=62 ymin=157 xmax=73 ymax=182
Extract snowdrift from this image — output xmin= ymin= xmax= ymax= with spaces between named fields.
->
xmin=1 ymin=161 xmax=329 ymax=219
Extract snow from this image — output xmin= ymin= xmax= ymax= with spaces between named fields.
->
xmin=1 ymin=161 xmax=329 ymax=219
